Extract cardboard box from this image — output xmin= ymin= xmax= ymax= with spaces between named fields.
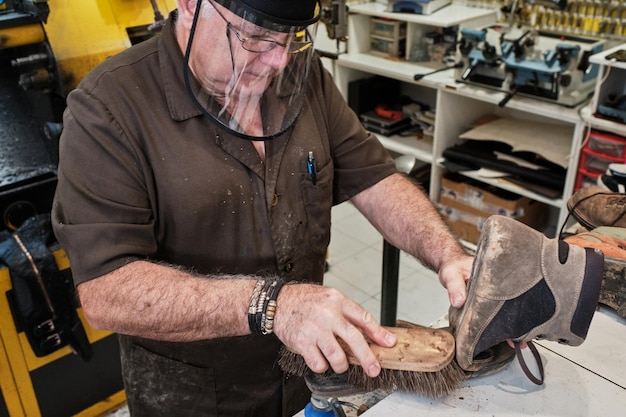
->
xmin=438 ymin=176 xmax=548 ymax=244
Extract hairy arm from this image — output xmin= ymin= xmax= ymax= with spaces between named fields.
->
xmin=78 ymin=260 xmax=395 ymax=377
xmin=77 ymin=260 xmax=255 ymax=341
xmin=351 ymin=173 xmax=473 ymax=306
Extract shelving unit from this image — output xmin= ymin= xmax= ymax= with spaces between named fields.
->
xmin=583 ymin=43 xmax=626 ymax=138
xmin=332 ymin=2 xmax=598 ymax=236
xmin=335 ymin=2 xmax=497 ymax=88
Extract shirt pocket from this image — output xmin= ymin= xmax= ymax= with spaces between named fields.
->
xmin=299 ymin=161 xmax=333 ymax=257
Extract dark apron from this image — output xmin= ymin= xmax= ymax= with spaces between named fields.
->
xmin=119 ymin=333 xmax=310 ymax=416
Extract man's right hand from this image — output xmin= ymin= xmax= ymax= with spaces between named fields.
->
xmin=272 ymin=283 xmax=396 ymax=377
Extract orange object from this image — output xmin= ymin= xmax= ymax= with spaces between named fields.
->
xmin=375 ymin=104 xmax=402 ymax=120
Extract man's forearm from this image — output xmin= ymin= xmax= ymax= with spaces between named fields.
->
xmin=77 ymin=260 xmax=399 ymax=377
xmin=352 ymin=173 xmax=466 ymax=271
xmin=77 ymin=260 xmax=256 ymax=341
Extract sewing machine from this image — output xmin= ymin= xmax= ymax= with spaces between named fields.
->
xmin=456 ymin=25 xmax=605 ymax=107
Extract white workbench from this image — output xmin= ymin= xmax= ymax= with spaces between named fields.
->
xmin=296 ymin=306 xmax=626 ymax=416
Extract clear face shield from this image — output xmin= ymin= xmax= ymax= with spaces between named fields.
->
xmin=183 ymin=0 xmax=320 ymax=141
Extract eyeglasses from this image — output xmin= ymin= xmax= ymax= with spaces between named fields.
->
xmin=210 ymin=1 xmax=313 ymax=54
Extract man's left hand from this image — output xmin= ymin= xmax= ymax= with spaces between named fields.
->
xmin=438 ymin=254 xmax=473 ymax=308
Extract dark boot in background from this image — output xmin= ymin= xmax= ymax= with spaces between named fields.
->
xmin=567 ymin=186 xmax=626 ymax=230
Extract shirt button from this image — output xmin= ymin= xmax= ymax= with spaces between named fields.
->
xmin=271 ymin=194 xmax=279 ymax=207
xmin=284 ymin=262 xmax=294 ymax=273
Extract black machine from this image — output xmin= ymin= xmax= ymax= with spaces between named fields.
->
xmin=1 ymin=0 xmax=64 ymax=233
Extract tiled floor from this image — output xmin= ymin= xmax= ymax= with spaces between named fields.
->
xmin=104 ymin=202 xmax=449 ymax=417
xmin=325 ymin=201 xmax=449 ymax=325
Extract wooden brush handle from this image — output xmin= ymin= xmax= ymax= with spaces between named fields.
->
xmin=339 ymin=325 xmax=455 ymax=372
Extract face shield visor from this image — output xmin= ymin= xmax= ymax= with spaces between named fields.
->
xmin=183 ymin=0 xmax=320 ymax=141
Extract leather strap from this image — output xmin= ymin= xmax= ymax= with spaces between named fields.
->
xmin=514 ymin=341 xmax=545 ymax=385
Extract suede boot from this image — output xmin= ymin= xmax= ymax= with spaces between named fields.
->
xmin=450 ymin=215 xmax=604 ymax=384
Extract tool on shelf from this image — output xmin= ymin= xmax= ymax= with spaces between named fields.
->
xmin=413 ymin=61 xmax=463 ymax=81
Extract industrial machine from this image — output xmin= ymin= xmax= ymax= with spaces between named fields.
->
xmin=456 ymin=23 xmax=605 ymax=107
xmin=1 ymin=1 xmax=175 ymax=416
xmin=318 ymin=0 xmax=349 ymax=58
xmin=455 ymin=0 xmax=606 ymax=107
xmin=320 ymin=0 xmax=348 ymax=43
xmin=1 ymin=0 xmax=175 ymax=175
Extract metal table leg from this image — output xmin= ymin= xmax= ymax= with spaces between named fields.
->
xmin=380 ymin=240 xmax=400 ymax=326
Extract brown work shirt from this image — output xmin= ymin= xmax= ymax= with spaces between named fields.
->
xmin=52 ymin=12 xmax=396 ymax=417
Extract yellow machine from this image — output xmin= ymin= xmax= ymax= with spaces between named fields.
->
xmin=0 ymin=1 xmax=175 ymax=416
xmin=0 ymin=247 xmax=125 ymax=417
xmin=0 ymin=0 xmax=176 ymax=166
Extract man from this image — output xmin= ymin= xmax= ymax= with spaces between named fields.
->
xmin=52 ymin=0 xmax=473 ymax=415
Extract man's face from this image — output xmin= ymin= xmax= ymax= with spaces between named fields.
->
xmin=177 ymin=0 xmax=315 ymax=138
xmin=190 ymin=1 xmax=292 ymax=99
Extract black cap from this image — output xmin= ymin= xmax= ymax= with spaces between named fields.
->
xmin=213 ymin=0 xmax=320 ymax=32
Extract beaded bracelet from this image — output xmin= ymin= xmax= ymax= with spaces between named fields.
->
xmin=248 ymin=279 xmax=265 ymax=334
xmin=261 ymin=279 xmax=285 ymax=335
xmin=248 ymin=278 xmax=285 ymax=335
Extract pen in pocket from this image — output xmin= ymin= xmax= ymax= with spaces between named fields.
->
xmin=307 ymin=151 xmax=317 ymax=185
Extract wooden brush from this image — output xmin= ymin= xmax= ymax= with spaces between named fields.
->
xmin=278 ymin=323 xmax=466 ymax=398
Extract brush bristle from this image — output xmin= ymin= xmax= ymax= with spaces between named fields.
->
xmin=345 ymin=362 xmax=465 ymax=397
xmin=278 ymin=346 xmax=311 ymax=377
xmin=278 ymin=347 xmax=466 ymax=398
